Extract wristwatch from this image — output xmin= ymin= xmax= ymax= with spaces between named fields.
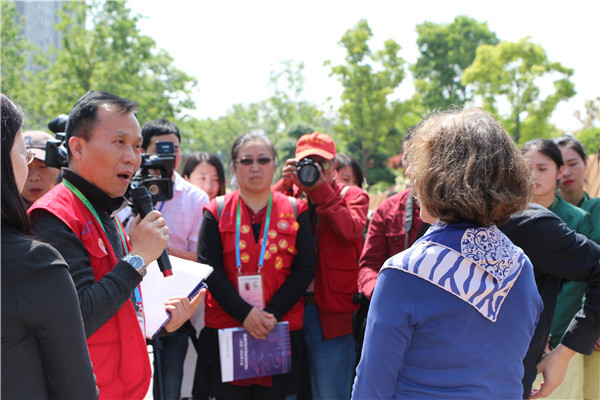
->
xmin=123 ymin=254 xmax=147 ymax=278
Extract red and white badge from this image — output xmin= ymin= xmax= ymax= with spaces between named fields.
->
xmin=238 ymin=274 xmax=264 ymax=309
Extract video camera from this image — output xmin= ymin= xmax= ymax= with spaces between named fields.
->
xmin=45 ymin=114 xmax=69 ymax=169
xmin=128 ymin=141 xmax=175 ymax=204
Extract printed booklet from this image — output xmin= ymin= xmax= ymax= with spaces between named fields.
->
xmin=218 ymin=321 xmax=291 ymax=382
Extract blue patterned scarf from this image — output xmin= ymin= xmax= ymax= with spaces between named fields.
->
xmin=382 ymin=220 xmax=529 ymax=322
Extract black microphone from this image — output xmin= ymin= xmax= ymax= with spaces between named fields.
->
xmin=131 ymin=186 xmax=173 ymax=277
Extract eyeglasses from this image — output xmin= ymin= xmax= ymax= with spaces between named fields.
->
xmin=236 ymin=157 xmax=273 ymax=166
xmin=24 ymin=149 xmax=35 ymax=165
xmin=320 ymin=161 xmax=331 ymax=171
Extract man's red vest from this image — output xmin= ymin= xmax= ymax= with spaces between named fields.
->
xmin=204 ymin=191 xmax=306 ymax=331
xmin=29 ymin=183 xmax=151 ymax=400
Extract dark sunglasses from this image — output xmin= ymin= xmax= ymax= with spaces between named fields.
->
xmin=237 ymin=156 xmax=273 ymax=166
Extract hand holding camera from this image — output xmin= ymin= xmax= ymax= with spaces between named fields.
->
xmin=281 ymin=157 xmax=327 ymax=193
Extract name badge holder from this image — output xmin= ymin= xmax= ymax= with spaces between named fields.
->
xmin=236 ymin=194 xmax=272 ymax=310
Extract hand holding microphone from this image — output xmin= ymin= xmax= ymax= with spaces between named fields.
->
xmin=129 ymin=186 xmax=173 ymax=277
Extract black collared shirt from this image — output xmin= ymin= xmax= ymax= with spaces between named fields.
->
xmin=30 ymin=169 xmax=142 ymax=338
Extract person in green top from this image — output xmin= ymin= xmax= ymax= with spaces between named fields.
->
xmin=523 ymin=138 xmax=597 ymax=399
xmin=554 ymin=135 xmax=600 ymax=235
xmin=554 ymin=135 xmax=600 ymax=400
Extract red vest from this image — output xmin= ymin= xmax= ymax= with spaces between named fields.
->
xmin=204 ymin=191 xmax=306 ymax=331
xmin=29 ymin=183 xmax=151 ymax=400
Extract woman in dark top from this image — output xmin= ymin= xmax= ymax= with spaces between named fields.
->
xmin=1 ymin=94 xmax=98 ymax=399
xmin=193 ymin=131 xmax=315 ymax=400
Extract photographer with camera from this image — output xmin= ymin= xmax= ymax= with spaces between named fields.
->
xmin=29 ymin=91 xmax=204 ymax=399
xmin=274 ymin=132 xmax=369 ymax=400
xmin=118 ymin=118 xmax=209 ymax=400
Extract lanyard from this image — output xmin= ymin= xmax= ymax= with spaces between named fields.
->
xmin=62 ymin=179 xmax=127 ymax=254
xmin=236 ymin=193 xmax=272 ymax=274
xmin=63 ymin=179 xmax=142 ymax=305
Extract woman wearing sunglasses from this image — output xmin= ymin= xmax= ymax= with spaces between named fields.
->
xmin=193 ymin=131 xmax=315 ymax=399
xmin=1 ymin=94 xmax=98 ymax=399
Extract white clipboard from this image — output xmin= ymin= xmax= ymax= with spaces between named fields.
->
xmin=139 ymin=255 xmax=213 ymax=338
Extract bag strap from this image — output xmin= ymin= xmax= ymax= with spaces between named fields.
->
xmin=288 ymin=196 xmax=297 ymax=218
xmin=216 ymin=195 xmax=225 ymax=221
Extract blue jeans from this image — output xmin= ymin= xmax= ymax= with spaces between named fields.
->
xmin=303 ymin=304 xmax=355 ymax=400
xmin=152 ymin=332 xmax=189 ymax=400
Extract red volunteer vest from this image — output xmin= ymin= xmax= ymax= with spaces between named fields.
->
xmin=204 ymin=190 xmax=306 ymax=331
xmin=29 ymin=183 xmax=151 ymax=400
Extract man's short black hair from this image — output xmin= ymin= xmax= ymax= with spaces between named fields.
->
xmin=65 ymin=90 xmax=138 ymax=154
xmin=141 ymin=119 xmax=180 ymax=150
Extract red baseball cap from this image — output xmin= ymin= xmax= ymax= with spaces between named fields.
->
xmin=295 ymin=132 xmax=336 ymax=160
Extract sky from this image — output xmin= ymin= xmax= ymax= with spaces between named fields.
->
xmin=127 ymin=0 xmax=600 ymax=132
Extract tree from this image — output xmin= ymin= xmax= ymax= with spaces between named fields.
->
xmin=327 ymin=19 xmax=405 ymax=182
xmin=576 ymin=127 xmax=600 ymax=156
xmin=412 ymin=16 xmax=498 ymax=111
xmin=180 ymin=102 xmax=263 ymax=159
xmin=1 ymin=1 xmax=49 ymax=127
xmin=462 ymin=37 xmax=575 ymax=143
xmin=573 ymin=97 xmax=600 ymax=156
xmin=42 ymin=0 xmax=197 ymax=124
xmin=574 ymin=97 xmax=600 ymax=129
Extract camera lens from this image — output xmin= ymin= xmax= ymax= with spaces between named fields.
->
xmin=297 ymin=158 xmax=320 ymax=187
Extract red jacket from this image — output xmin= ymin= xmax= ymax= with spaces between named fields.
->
xmin=358 ymin=189 xmax=423 ymax=299
xmin=274 ymin=179 xmax=369 ymax=338
xmin=204 ymin=191 xmax=307 ymax=331
xmin=29 ymin=184 xmax=151 ymax=400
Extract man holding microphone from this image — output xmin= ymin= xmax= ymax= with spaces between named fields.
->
xmin=29 ymin=90 xmax=203 ymax=399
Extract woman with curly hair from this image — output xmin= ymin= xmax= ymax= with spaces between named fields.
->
xmin=352 ymin=108 xmax=542 ymax=399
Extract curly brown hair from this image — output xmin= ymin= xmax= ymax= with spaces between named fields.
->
xmin=406 ymin=108 xmax=533 ymax=226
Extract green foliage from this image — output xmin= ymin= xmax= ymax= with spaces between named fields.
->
xmin=265 ymin=61 xmax=329 ymax=144
xmin=368 ymin=180 xmax=395 ymax=194
xmin=1 ymin=1 xmax=49 ymax=128
xmin=287 ymin=123 xmax=315 ymax=140
xmin=179 ymin=102 xmax=263 ymax=160
xmin=368 ymin=166 xmax=396 ymax=186
xmin=575 ymin=97 xmax=600 ymax=129
xmin=576 ymin=127 xmax=600 ymax=156
xmin=412 ymin=16 xmax=499 ymax=111
xmin=3 ymin=0 xmax=198 ymax=128
xmin=389 ymin=94 xmax=429 ymax=154
xmin=1 ymin=1 xmax=30 ymax=100
xmin=462 ymin=37 xmax=575 ymax=143
xmin=327 ymin=19 xmax=406 ymax=181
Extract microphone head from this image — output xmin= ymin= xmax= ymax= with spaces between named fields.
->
xmin=131 ymin=186 xmax=152 ymax=202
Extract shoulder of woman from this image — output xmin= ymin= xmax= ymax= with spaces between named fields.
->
xmin=2 ymin=234 xmax=68 ymax=284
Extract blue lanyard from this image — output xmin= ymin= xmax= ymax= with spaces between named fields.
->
xmin=235 ymin=193 xmax=272 ymax=274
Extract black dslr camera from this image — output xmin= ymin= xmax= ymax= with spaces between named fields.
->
xmin=45 ymin=114 xmax=69 ymax=169
xmin=129 ymin=141 xmax=175 ymax=203
xmin=297 ymin=157 xmax=320 ymax=187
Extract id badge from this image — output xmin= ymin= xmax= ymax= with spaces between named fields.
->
xmin=135 ymin=301 xmax=146 ymax=338
xmin=238 ymin=274 xmax=264 ymax=309
xmin=134 ymin=286 xmax=146 ymax=337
